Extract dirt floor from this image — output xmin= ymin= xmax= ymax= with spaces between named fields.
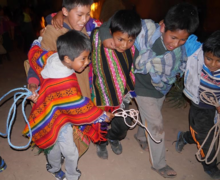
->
xmin=0 ymin=45 xmax=218 ymax=180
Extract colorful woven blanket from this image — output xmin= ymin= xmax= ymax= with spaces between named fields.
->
xmin=23 ymin=45 xmax=107 ymax=149
xmin=91 ymin=28 xmax=136 ymax=111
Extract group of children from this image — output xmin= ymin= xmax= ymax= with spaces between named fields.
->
xmin=20 ymin=0 xmax=220 ymax=180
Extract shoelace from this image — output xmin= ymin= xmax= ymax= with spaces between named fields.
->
xmin=0 ymin=86 xmax=39 ymax=150
xmin=195 ymin=91 xmax=220 ymax=164
xmin=112 ymin=108 xmax=162 ymax=143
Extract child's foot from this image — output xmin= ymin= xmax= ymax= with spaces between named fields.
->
xmin=46 ymin=164 xmax=66 ymax=180
xmin=51 ymin=169 xmax=66 ymax=180
xmin=175 ymin=131 xmax=187 ymax=153
xmin=0 ymin=156 xmax=7 ymax=172
xmin=205 ymin=168 xmax=220 ymax=179
xmin=109 ymin=139 xmax=122 ymax=155
xmin=96 ymin=143 xmax=108 ymax=159
xmin=151 ymin=165 xmax=177 ymax=178
xmin=134 ymin=134 xmax=149 ymax=151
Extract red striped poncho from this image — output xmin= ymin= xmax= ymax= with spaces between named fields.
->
xmin=23 ymin=45 xmax=107 ymax=149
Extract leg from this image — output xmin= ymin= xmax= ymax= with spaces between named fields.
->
xmin=107 ymin=102 xmax=132 ymax=154
xmin=46 ymin=142 xmax=62 ymax=174
xmin=187 ymin=105 xmax=218 ymax=174
xmin=134 ymin=117 xmax=148 ymax=151
xmin=136 ymin=96 xmax=176 ymax=177
xmin=60 ymin=125 xmax=81 ymax=180
xmin=107 ymin=116 xmax=131 ymax=140
xmin=175 ymin=105 xmax=198 ymax=152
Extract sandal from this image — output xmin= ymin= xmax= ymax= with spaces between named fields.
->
xmin=134 ymin=134 xmax=148 ymax=151
xmin=151 ymin=165 xmax=177 ymax=178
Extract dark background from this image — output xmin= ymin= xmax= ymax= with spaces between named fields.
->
xmin=1 ymin=0 xmax=220 ymax=54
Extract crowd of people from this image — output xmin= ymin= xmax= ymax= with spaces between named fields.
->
xmin=1 ymin=0 xmax=220 ymax=180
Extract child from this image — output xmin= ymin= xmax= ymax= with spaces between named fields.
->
xmin=27 ymin=0 xmax=101 ymax=100
xmin=176 ymin=30 xmax=220 ymax=179
xmin=24 ymin=30 xmax=114 ymax=180
xmin=99 ymin=2 xmax=199 ymax=178
xmin=91 ymin=9 xmax=141 ymax=159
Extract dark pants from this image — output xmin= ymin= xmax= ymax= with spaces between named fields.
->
xmin=183 ymin=104 xmax=217 ymax=172
xmin=100 ymin=102 xmax=132 ymax=145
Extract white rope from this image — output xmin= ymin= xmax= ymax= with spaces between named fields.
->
xmin=195 ymin=91 xmax=220 ymax=164
xmin=112 ymin=108 xmax=162 ymax=143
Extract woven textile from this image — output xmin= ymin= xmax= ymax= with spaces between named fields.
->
xmin=23 ymin=45 xmax=107 ymax=149
xmin=92 ymin=28 xmax=135 ymax=111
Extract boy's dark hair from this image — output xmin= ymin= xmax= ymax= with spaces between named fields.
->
xmin=203 ymin=30 xmax=220 ymax=58
xmin=57 ymin=30 xmax=91 ymax=61
xmin=164 ymin=2 xmax=199 ymax=34
xmin=110 ymin=10 xmax=141 ymax=38
xmin=62 ymin=0 xmax=93 ymax=11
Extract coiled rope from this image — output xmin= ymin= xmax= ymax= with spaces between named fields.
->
xmin=0 ymin=87 xmax=39 ymax=150
xmin=195 ymin=90 xmax=220 ymax=164
xmin=0 ymin=87 xmax=161 ymax=150
xmin=112 ymin=108 xmax=162 ymax=143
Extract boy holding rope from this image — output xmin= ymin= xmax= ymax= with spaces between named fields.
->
xmin=24 ymin=30 xmax=114 ymax=180
xmin=176 ymin=30 xmax=220 ymax=179
xmin=91 ymin=9 xmax=141 ymax=159
xmin=100 ymin=3 xmax=199 ymax=177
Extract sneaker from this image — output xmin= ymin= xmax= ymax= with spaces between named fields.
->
xmin=175 ymin=131 xmax=187 ymax=153
xmin=46 ymin=164 xmax=66 ymax=180
xmin=109 ymin=140 xmax=122 ymax=155
xmin=96 ymin=143 xmax=108 ymax=159
xmin=52 ymin=169 xmax=66 ymax=180
xmin=0 ymin=157 xmax=7 ymax=172
xmin=205 ymin=168 xmax=220 ymax=179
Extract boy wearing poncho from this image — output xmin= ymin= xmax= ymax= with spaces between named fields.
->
xmin=23 ymin=30 xmax=113 ymax=180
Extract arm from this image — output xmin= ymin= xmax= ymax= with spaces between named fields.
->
xmin=27 ymin=57 xmax=40 ymax=103
xmin=184 ymin=34 xmax=202 ymax=57
xmin=27 ymin=33 xmax=45 ymax=103
xmin=99 ymin=17 xmax=116 ymax=49
xmin=46 ymin=11 xmax=63 ymax=29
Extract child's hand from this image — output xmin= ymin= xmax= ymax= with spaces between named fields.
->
xmin=105 ymin=111 xmax=115 ymax=123
xmin=103 ymin=38 xmax=115 ymax=49
xmin=216 ymin=106 xmax=220 ymax=114
xmin=159 ymin=19 xmax=164 ymax=26
xmin=51 ymin=11 xmax=64 ymax=29
xmin=27 ymin=83 xmax=39 ymax=103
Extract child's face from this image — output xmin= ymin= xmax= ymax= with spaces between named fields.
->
xmin=63 ymin=5 xmax=91 ymax=31
xmin=69 ymin=50 xmax=91 ymax=73
xmin=112 ymin=31 xmax=135 ymax=53
xmin=204 ymin=51 xmax=220 ymax=72
xmin=160 ymin=24 xmax=189 ymax=51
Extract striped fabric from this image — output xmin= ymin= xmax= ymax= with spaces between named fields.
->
xmin=199 ymin=64 xmax=220 ymax=108
xmin=134 ymin=19 xmax=187 ymax=95
xmin=23 ymin=46 xmax=106 ymax=149
xmin=91 ymin=28 xmax=135 ymax=111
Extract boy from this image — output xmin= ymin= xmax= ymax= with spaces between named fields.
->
xmin=24 ymin=30 xmax=114 ymax=180
xmin=99 ymin=2 xmax=199 ymax=178
xmin=28 ymin=0 xmax=101 ymax=100
xmin=176 ymin=30 xmax=220 ymax=179
xmin=91 ymin=9 xmax=141 ymax=159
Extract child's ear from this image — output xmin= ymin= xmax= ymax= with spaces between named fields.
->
xmin=63 ymin=56 xmax=71 ymax=64
xmin=160 ymin=22 xmax=165 ymax=33
xmin=62 ymin=7 xmax=68 ymax=17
